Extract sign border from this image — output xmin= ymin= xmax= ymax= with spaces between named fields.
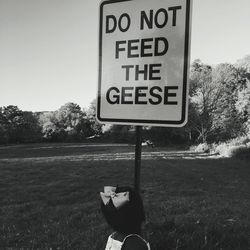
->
xmin=97 ymin=0 xmax=192 ymax=127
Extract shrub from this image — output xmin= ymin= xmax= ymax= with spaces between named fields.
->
xmin=212 ymin=136 xmax=250 ymax=158
xmin=213 ymin=143 xmax=230 ymax=157
xmin=227 ymin=136 xmax=250 ymax=146
xmin=190 ymin=143 xmax=209 ymax=153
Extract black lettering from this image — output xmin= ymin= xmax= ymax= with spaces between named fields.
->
xmin=149 ymin=64 xmax=162 ymax=80
xmin=121 ymin=87 xmax=134 ymax=104
xmin=121 ymin=65 xmax=134 ymax=81
xmin=106 ymin=87 xmax=120 ymax=104
xmin=164 ymin=86 xmax=178 ymax=105
xmin=106 ymin=15 xmax=117 ymax=33
xmin=168 ymin=6 xmax=182 ymax=26
xmin=155 ymin=8 xmax=168 ymax=28
xmin=140 ymin=10 xmax=153 ymax=30
xmin=118 ymin=13 xmax=131 ymax=32
xmin=149 ymin=86 xmax=162 ymax=105
xmin=141 ymin=38 xmax=153 ymax=57
xmin=116 ymin=40 xmax=126 ymax=59
xmin=135 ymin=87 xmax=148 ymax=104
xmin=135 ymin=64 xmax=148 ymax=80
xmin=128 ymin=39 xmax=140 ymax=58
xmin=155 ymin=37 xmax=169 ymax=56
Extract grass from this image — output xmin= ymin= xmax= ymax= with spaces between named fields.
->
xmin=0 ymin=143 xmax=249 ymax=249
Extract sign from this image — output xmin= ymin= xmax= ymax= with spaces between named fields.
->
xmin=97 ymin=0 xmax=192 ymax=127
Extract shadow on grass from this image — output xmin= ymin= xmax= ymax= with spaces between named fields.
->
xmin=145 ymin=219 xmax=249 ymax=250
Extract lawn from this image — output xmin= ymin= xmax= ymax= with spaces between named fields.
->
xmin=0 ymin=143 xmax=249 ymax=249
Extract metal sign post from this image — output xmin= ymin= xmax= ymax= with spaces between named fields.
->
xmin=134 ymin=126 xmax=142 ymax=192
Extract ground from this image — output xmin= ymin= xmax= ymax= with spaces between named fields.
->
xmin=0 ymin=143 xmax=249 ymax=249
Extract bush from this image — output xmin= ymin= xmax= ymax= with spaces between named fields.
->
xmin=189 ymin=136 xmax=250 ymax=159
xmin=227 ymin=136 xmax=250 ymax=146
xmin=190 ymin=143 xmax=209 ymax=153
xmin=213 ymin=142 xmax=230 ymax=157
xmin=212 ymin=136 xmax=250 ymax=158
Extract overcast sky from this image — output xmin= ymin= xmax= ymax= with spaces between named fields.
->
xmin=0 ymin=0 xmax=250 ymax=112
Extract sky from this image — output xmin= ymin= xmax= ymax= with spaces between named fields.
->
xmin=0 ymin=0 xmax=249 ymax=112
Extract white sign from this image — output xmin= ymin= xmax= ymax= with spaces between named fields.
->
xmin=97 ymin=0 xmax=192 ymax=127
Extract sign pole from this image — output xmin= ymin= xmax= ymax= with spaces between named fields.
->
xmin=134 ymin=126 xmax=142 ymax=192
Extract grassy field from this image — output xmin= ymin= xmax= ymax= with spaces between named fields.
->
xmin=0 ymin=143 xmax=249 ymax=250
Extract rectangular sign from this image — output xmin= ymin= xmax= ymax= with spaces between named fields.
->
xmin=97 ymin=0 xmax=192 ymax=127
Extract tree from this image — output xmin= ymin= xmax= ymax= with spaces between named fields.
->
xmin=18 ymin=111 xmax=42 ymax=142
xmin=0 ymin=105 xmax=42 ymax=143
xmin=39 ymin=102 xmax=102 ymax=142
xmin=39 ymin=111 xmax=58 ymax=141
xmin=1 ymin=105 xmax=24 ymax=143
xmin=39 ymin=103 xmax=88 ymax=141
xmin=236 ymin=82 xmax=250 ymax=135
xmin=236 ymin=54 xmax=250 ymax=73
xmin=189 ymin=60 xmax=224 ymax=142
xmin=234 ymin=64 xmax=250 ymax=136
xmin=85 ymin=99 xmax=103 ymax=136
xmin=56 ymin=102 xmax=86 ymax=140
xmin=0 ymin=107 xmax=8 ymax=144
xmin=212 ymin=63 xmax=247 ymax=139
xmin=188 ymin=60 xmax=249 ymax=143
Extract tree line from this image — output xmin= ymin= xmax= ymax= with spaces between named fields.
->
xmin=0 ymin=56 xmax=250 ymax=145
xmin=0 ymin=101 xmax=101 ymax=144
